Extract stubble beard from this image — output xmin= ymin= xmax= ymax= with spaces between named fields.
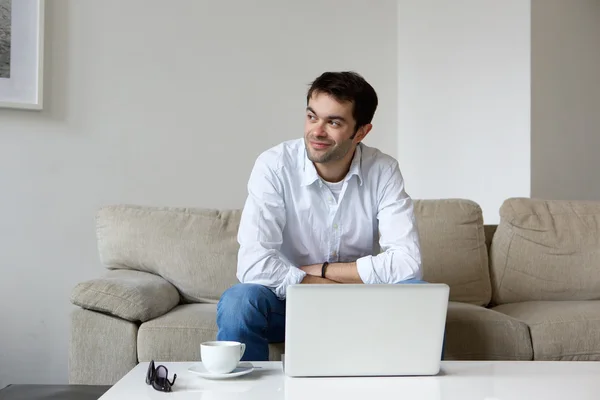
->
xmin=305 ymin=136 xmax=354 ymax=164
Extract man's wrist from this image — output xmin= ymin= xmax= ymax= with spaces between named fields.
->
xmin=323 ymin=262 xmax=363 ymax=284
xmin=299 ymin=264 xmax=323 ymax=277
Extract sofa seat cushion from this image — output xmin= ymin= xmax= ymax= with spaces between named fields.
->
xmin=414 ymin=199 xmax=491 ymax=306
xmin=138 ymin=304 xmax=218 ymax=362
xmin=137 ymin=304 xmax=283 ymax=362
xmin=445 ymin=302 xmax=532 ymax=360
xmin=493 ymin=301 xmax=600 ymax=361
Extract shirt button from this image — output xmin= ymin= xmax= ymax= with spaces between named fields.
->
xmin=333 ymin=224 xmax=338 ymax=230
xmin=332 ymin=251 xmax=337 ymax=257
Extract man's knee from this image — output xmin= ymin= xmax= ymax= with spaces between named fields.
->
xmin=217 ymin=283 xmax=273 ymax=317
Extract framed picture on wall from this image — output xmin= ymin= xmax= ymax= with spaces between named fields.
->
xmin=0 ymin=0 xmax=44 ymax=110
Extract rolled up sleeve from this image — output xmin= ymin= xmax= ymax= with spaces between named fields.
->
xmin=356 ymin=161 xmax=422 ymax=284
xmin=236 ymin=155 xmax=306 ymax=299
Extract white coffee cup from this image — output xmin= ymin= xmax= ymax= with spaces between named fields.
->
xmin=201 ymin=341 xmax=246 ymax=374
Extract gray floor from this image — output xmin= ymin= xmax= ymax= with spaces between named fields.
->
xmin=0 ymin=384 xmax=111 ymax=400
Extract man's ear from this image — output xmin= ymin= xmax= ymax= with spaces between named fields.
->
xmin=353 ymin=124 xmax=373 ymax=143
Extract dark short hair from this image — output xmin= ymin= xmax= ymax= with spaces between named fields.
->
xmin=307 ymin=71 xmax=378 ymax=131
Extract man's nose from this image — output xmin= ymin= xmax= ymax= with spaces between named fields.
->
xmin=312 ymin=122 xmax=327 ymax=137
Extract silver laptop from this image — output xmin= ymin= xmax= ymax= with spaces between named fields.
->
xmin=283 ymin=283 xmax=449 ymax=377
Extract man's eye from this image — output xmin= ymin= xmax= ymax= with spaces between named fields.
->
xmin=307 ymin=115 xmax=317 ymax=121
xmin=330 ymin=121 xmax=340 ymax=127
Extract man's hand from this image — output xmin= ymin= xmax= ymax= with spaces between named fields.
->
xmin=300 ymin=262 xmax=364 ymax=284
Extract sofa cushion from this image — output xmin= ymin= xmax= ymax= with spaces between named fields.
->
xmin=96 ymin=205 xmax=241 ymax=303
xmin=70 ymin=269 xmax=180 ymax=322
xmin=489 ymin=198 xmax=600 ymax=305
xmin=493 ymin=301 xmax=600 ymax=361
xmin=444 ymin=302 xmax=533 ymax=360
xmin=413 ymin=199 xmax=491 ymax=306
xmin=137 ymin=304 xmax=217 ymax=362
xmin=137 ymin=304 xmax=283 ymax=362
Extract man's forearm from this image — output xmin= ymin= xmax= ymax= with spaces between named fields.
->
xmin=300 ymin=262 xmax=363 ymax=284
xmin=301 ymin=275 xmax=339 ymax=284
xmin=323 ymin=262 xmax=363 ymax=283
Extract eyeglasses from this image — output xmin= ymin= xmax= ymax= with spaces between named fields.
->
xmin=146 ymin=360 xmax=177 ymax=392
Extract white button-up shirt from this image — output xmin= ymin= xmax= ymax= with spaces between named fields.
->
xmin=237 ymin=138 xmax=422 ymax=299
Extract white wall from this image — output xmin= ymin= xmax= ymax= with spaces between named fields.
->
xmin=531 ymin=0 xmax=600 ymax=201
xmin=397 ymin=0 xmax=531 ymax=224
xmin=0 ymin=0 xmax=398 ymax=386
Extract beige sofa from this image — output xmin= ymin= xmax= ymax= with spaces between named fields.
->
xmin=68 ymin=198 xmax=600 ymax=385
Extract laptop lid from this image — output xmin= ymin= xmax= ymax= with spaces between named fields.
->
xmin=283 ymin=283 xmax=449 ymax=377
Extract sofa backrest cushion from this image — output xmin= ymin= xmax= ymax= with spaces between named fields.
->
xmin=490 ymin=198 xmax=600 ymax=305
xmin=97 ymin=199 xmax=492 ymax=305
xmin=413 ymin=199 xmax=491 ymax=306
xmin=96 ymin=205 xmax=241 ymax=303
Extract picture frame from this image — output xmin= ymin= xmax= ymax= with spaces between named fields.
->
xmin=0 ymin=0 xmax=44 ymax=110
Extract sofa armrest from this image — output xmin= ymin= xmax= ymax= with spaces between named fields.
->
xmin=71 ymin=269 xmax=180 ymax=322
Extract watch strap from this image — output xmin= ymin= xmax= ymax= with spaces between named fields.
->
xmin=321 ymin=262 xmax=329 ymax=278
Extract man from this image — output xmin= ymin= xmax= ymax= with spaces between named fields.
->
xmin=216 ymin=71 xmax=423 ymax=361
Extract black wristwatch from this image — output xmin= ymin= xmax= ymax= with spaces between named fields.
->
xmin=321 ymin=262 xmax=329 ymax=278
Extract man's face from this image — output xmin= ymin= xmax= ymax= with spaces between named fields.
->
xmin=304 ymin=92 xmax=358 ymax=164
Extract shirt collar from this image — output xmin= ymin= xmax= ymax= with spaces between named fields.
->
xmin=301 ymin=143 xmax=364 ymax=187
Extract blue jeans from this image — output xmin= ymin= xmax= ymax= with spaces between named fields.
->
xmin=216 ymin=279 xmax=445 ymax=361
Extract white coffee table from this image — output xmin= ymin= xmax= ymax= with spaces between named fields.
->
xmin=99 ymin=360 xmax=600 ymax=399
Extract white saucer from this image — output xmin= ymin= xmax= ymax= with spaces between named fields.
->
xmin=188 ymin=363 xmax=254 ymax=379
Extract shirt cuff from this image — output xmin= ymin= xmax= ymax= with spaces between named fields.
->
xmin=274 ymin=267 xmax=307 ymax=300
xmin=356 ymin=256 xmax=376 ymax=284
